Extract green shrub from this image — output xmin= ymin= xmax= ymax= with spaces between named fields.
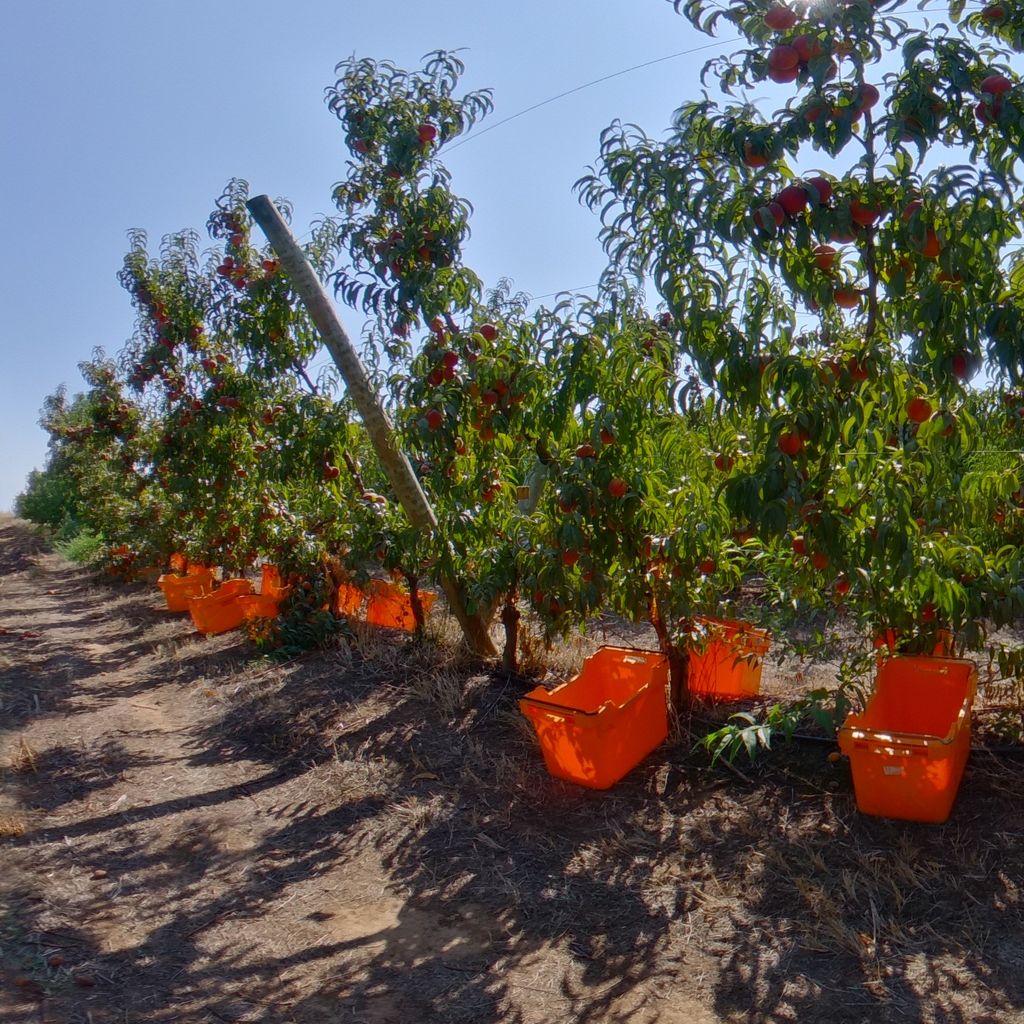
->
xmin=55 ymin=529 xmax=104 ymax=564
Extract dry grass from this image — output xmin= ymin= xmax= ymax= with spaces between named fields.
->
xmin=517 ymin=612 xmax=610 ymax=680
xmin=6 ymin=737 xmax=38 ymax=774
xmin=0 ymin=814 xmax=26 ymax=838
xmin=4 ymin=514 xmax=1024 ymax=1024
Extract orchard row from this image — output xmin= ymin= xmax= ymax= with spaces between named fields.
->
xmin=28 ymin=18 xmax=1024 ymax=687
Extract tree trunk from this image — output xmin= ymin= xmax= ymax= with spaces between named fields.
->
xmin=649 ymin=592 xmax=688 ymax=711
xmin=247 ymin=194 xmax=495 ymax=657
xmin=408 ymin=574 xmax=425 ymax=635
xmin=500 ymin=595 xmax=520 ymax=676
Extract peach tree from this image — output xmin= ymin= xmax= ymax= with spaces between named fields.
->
xmin=326 ymin=50 xmax=765 ymax=677
xmin=576 ymin=0 xmax=1024 ymax=666
xmin=110 ymin=181 xmax=399 ymax=650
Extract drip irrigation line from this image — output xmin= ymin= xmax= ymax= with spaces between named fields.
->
xmin=690 ymin=713 xmax=1024 ymax=756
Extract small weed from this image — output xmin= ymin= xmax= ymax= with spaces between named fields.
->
xmin=7 ymin=738 xmax=38 ymax=774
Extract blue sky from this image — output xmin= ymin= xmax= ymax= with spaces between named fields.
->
xmin=4 ymin=2 xmax=1002 ymax=511
xmin=0 ymin=0 xmax=722 ymax=510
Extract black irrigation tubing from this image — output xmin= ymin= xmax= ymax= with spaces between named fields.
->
xmin=689 ymin=713 xmax=1024 ymax=756
xmin=689 ymin=711 xmax=837 ymax=745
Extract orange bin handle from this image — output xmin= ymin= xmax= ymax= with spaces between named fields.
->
xmin=520 ymin=697 xmax=599 ymax=719
xmin=854 ymin=739 xmax=930 ymax=758
xmin=520 ymin=682 xmax=652 ymax=720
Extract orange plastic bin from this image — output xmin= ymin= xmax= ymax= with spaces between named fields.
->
xmin=260 ymin=564 xmax=288 ymax=600
xmin=519 ymin=647 xmax=669 ymax=790
xmin=333 ymin=581 xmax=365 ymax=618
xmin=838 ymin=656 xmax=977 ymax=824
xmin=237 ymin=593 xmax=281 ymax=622
xmin=873 ymin=629 xmax=952 ymax=657
xmin=365 ymin=581 xmax=437 ymax=630
xmin=158 ymin=570 xmax=214 ymax=612
xmin=188 ymin=579 xmax=254 ymax=635
xmin=687 ymin=617 xmax=770 ymax=700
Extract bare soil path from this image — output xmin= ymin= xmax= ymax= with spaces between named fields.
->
xmin=2 ymin=515 xmax=1023 ymax=1023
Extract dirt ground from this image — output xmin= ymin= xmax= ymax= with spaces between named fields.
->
xmin=3 ymin=515 xmax=1024 ymax=1024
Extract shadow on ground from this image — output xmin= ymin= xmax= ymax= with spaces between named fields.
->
xmin=2 ymin=515 xmax=1024 ymax=1023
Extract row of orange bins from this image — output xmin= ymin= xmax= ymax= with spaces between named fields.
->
xmin=158 ymin=558 xmax=438 ymax=636
xmin=157 ymin=563 xmax=288 ymax=635
xmin=334 ymin=579 xmax=438 ymax=631
xmin=519 ymin=618 xmax=977 ymax=824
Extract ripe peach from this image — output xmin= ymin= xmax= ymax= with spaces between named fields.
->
xmin=858 ymin=83 xmax=880 ymax=111
xmin=768 ymin=44 xmax=800 ymax=72
xmin=906 ymin=396 xmax=933 ymax=423
xmin=743 ymin=141 xmax=770 ymax=168
xmin=919 ymin=228 xmax=941 ymax=259
xmin=806 ymin=176 xmax=833 ymax=204
xmin=981 ymin=73 xmax=1013 ymax=95
xmin=764 ymin=5 xmax=798 ymax=30
xmin=779 ymin=431 xmax=804 ymax=456
xmin=850 ymin=199 xmax=881 ymax=227
xmin=754 ymin=202 xmax=786 ymax=231
xmin=792 ymin=35 xmax=824 ymax=62
xmin=769 ymin=65 xmax=799 ymax=84
xmin=813 ymin=244 xmax=838 ymax=272
xmin=902 ymin=199 xmax=923 ymax=222
xmin=778 ymin=185 xmax=809 ymax=216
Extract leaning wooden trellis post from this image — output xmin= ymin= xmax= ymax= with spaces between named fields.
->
xmin=247 ymin=194 xmax=496 ymax=658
